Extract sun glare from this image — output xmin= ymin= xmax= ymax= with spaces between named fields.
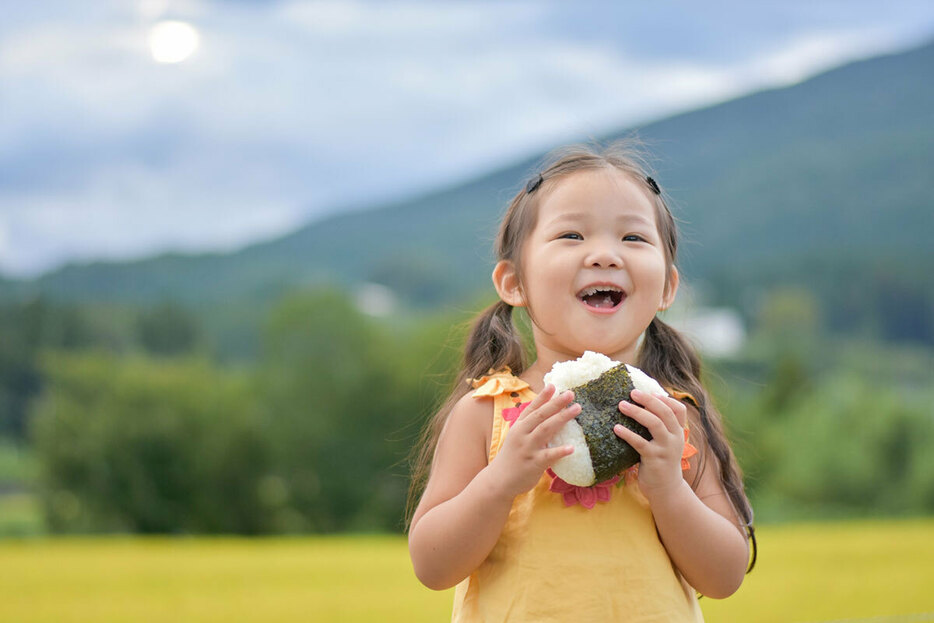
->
xmin=149 ymin=20 xmax=200 ymax=64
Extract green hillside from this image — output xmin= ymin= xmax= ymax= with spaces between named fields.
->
xmin=3 ymin=40 xmax=932 ymax=341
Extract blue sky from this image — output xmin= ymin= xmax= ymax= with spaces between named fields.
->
xmin=1 ymin=1 xmax=932 ymax=278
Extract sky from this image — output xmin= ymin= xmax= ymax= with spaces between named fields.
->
xmin=1 ymin=1 xmax=932 ymax=278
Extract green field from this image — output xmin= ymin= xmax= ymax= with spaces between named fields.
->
xmin=0 ymin=519 xmax=932 ymax=622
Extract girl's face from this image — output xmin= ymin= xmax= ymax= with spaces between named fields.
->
xmin=497 ymin=168 xmax=677 ymax=367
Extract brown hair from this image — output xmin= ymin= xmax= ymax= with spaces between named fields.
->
xmin=406 ymin=140 xmax=755 ymax=570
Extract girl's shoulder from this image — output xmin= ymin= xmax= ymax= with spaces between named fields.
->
xmin=408 ymin=390 xmax=494 ymax=534
xmin=434 ymin=367 xmax=532 ymax=464
xmin=438 ymin=385 xmax=498 ymax=461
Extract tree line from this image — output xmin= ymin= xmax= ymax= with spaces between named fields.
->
xmin=1 ymin=287 xmax=932 ymax=534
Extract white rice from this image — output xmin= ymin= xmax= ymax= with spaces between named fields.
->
xmin=543 ymin=351 xmax=668 ymax=487
xmin=544 ymin=351 xmax=618 ymax=394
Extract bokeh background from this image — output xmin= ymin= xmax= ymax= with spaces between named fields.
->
xmin=1 ymin=1 xmax=932 ymax=621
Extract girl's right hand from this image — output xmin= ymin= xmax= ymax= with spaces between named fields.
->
xmin=488 ymin=384 xmax=581 ymax=499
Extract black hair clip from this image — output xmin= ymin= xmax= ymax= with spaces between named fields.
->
xmin=526 ymin=173 xmax=543 ymax=194
xmin=646 ymin=176 xmax=661 ymax=195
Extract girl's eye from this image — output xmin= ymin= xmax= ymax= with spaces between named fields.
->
xmin=558 ymin=232 xmax=583 ymax=240
xmin=623 ymin=234 xmax=645 ymax=242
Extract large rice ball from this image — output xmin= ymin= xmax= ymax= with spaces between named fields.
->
xmin=544 ymin=351 xmax=668 ymax=486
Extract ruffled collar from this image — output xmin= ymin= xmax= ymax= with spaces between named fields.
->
xmin=470 ymin=367 xmax=530 ymax=398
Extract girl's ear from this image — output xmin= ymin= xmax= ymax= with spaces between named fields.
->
xmin=492 ymin=260 xmax=526 ymax=307
xmin=660 ymin=266 xmax=680 ymax=311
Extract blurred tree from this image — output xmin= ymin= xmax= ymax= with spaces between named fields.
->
xmin=257 ymin=288 xmax=471 ymax=531
xmin=0 ymin=299 xmax=97 ymax=438
xmin=755 ymin=287 xmax=821 ymax=349
xmin=760 ymin=354 xmax=812 ymax=416
xmin=367 ymin=252 xmax=457 ymax=307
xmin=17 ymin=282 xmax=934 ymax=533
xmin=135 ymin=302 xmax=202 ymax=356
xmin=31 ymin=353 xmax=276 ymax=534
xmin=765 ymin=374 xmax=934 ymax=516
xmin=258 ymin=289 xmax=400 ymax=531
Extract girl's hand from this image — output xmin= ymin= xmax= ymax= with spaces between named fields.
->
xmin=489 ymin=384 xmax=581 ymax=499
xmin=613 ymin=389 xmax=689 ymax=503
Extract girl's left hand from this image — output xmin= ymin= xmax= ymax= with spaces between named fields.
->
xmin=613 ymin=389 xmax=688 ymax=503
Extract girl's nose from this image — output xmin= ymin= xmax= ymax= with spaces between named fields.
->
xmin=585 ymin=243 xmax=623 ymax=269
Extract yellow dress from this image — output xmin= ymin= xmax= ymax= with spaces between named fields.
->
xmin=451 ymin=369 xmax=704 ymax=623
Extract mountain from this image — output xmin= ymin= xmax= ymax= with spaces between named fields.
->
xmin=3 ymin=40 xmax=932 ymax=331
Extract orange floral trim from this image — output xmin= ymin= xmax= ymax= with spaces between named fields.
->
xmin=470 ymin=367 xmax=531 ymax=398
xmin=668 ymin=389 xmax=699 ymax=409
xmin=681 ymin=428 xmax=699 ymax=469
xmin=667 ymin=388 xmax=700 ymax=469
xmin=548 ymin=470 xmax=620 ymax=509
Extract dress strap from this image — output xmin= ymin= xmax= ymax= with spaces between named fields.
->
xmin=470 ymin=368 xmax=536 ymax=464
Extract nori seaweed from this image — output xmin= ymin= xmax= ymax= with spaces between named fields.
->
xmin=571 ymin=363 xmax=651 ymax=482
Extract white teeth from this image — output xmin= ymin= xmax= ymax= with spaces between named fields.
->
xmin=579 ymin=285 xmax=622 ymax=297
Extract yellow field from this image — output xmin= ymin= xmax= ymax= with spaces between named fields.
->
xmin=0 ymin=519 xmax=932 ymax=622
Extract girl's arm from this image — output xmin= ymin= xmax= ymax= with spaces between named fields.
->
xmin=614 ymin=391 xmax=749 ymax=599
xmin=408 ymin=385 xmax=580 ymax=590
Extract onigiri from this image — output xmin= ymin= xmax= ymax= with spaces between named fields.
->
xmin=544 ymin=351 xmax=668 ymax=486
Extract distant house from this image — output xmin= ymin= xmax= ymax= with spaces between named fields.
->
xmin=669 ymin=307 xmax=745 ymax=358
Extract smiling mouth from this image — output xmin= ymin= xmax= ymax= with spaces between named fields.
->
xmin=577 ymin=285 xmax=625 ymax=310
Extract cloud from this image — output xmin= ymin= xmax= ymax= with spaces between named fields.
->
xmin=0 ymin=160 xmax=303 ymax=272
xmin=737 ymin=26 xmax=915 ymax=86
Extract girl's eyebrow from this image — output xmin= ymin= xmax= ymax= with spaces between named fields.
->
xmin=545 ymin=212 xmax=588 ymax=225
xmin=615 ymin=213 xmax=655 ymax=227
xmin=544 ymin=211 xmax=655 ymax=228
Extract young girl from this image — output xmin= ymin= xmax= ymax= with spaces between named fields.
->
xmin=407 ymin=141 xmax=755 ymax=621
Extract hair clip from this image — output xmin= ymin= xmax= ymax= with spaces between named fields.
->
xmin=526 ymin=174 xmax=543 ymax=194
xmin=645 ymin=176 xmax=661 ymax=195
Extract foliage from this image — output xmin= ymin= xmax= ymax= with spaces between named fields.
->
xmin=718 ymin=339 xmax=934 ymax=520
xmin=23 ymin=290 xmax=472 ymax=534
xmin=0 ymin=298 xmax=204 ymax=441
xmin=255 ymin=289 xmax=466 ymax=532
xmin=0 ymin=299 xmax=98 ymax=438
xmin=9 ymin=285 xmax=934 ymax=535
xmin=135 ymin=302 xmax=203 ymax=356
xmin=31 ymin=353 xmax=276 ymax=534
xmin=256 ymin=289 xmax=398 ymax=532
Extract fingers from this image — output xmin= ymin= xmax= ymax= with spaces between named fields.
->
xmin=514 ymin=385 xmax=576 ymax=432
xmin=660 ymin=395 xmax=689 ymax=428
xmin=624 ymin=389 xmax=686 ymax=435
xmin=522 ymin=383 xmax=556 ymax=413
xmin=615 ymin=389 xmax=689 ymax=458
xmin=532 ymin=400 xmax=581 ymax=443
xmin=494 ymin=385 xmax=577 ymax=494
xmin=544 ymin=444 xmax=575 ymax=463
xmin=613 ymin=420 xmax=652 ymax=453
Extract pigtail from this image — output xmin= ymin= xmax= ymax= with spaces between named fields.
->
xmin=405 ymin=299 xmax=527 ymax=529
xmin=463 ymin=300 xmax=527 ymax=382
xmin=639 ymin=316 xmax=757 ymax=571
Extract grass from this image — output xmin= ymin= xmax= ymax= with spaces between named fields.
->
xmin=0 ymin=519 xmax=931 ymax=622
xmin=701 ymin=519 xmax=934 ymax=622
